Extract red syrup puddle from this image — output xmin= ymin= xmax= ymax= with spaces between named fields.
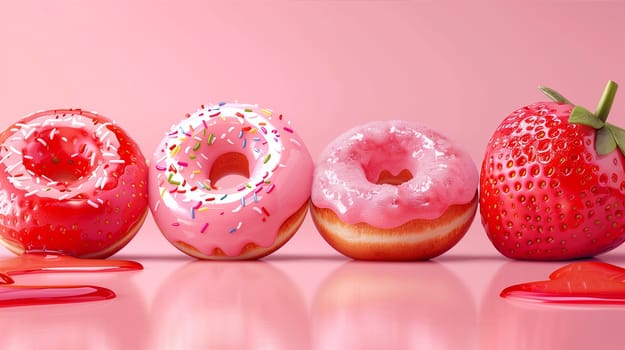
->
xmin=0 ymin=253 xmax=142 ymax=308
xmin=501 ymin=261 xmax=625 ymax=305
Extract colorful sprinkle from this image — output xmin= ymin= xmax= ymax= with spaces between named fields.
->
xmin=266 ymin=183 xmax=275 ymax=193
xmin=263 ymin=154 xmax=271 ymax=164
xmin=200 ymin=223 xmax=209 ymax=233
xmin=283 ymin=127 xmax=294 ymax=133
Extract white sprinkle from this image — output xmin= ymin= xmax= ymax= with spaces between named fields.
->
xmin=47 ymin=181 xmax=59 ymax=186
xmin=23 ymin=127 xmax=36 ymax=140
xmin=290 ymin=138 xmax=301 ymax=147
xmin=97 ymin=198 xmax=104 ymax=204
xmin=9 ymin=146 xmax=22 ymax=155
xmin=228 ymin=126 xmax=235 ymax=133
xmin=61 ymin=137 xmax=68 ymax=143
xmin=109 ymin=159 xmax=125 ymax=164
xmin=227 ymin=139 xmax=234 ymax=145
xmin=0 ymin=153 xmax=11 ymax=165
xmin=99 ymin=131 xmax=111 ymax=143
xmin=102 ymin=152 xmax=116 ymax=158
xmin=23 ymin=154 xmax=34 ymax=160
xmin=236 ymin=221 xmax=242 ymax=230
xmin=6 ymin=161 xmax=22 ymax=173
xmin=50 ymin=128 xmax=57 ymax=140
xmin=95 ymin=177 xmax=103 ymax=189
xmin=253 ymin=207 xmax=263 ymax=215
xmin=87 ymin=199 xmax=99 ymax=208
xmin=25 ymin=189 xmax=38 ymax=197
xmin=58 ymin=193 xmax=71 ymax=200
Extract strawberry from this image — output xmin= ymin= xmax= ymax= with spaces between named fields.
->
xmin=0 ymin=109 xmax=149 ymax=258
xmin=480 ymin=81 xmax=625 ymax=260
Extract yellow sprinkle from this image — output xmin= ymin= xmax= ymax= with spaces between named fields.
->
xmin=192 ymin=170 xmax=201 ymax=174
xmin=170 ymin=145 xmax=181 ymax=157
xmin=198 ymin=207 xmax=209 ymax=212
xmin=261 ymin=109 xmax=272 ymax=116
xmin=160 ymin=188 xmax=166 ymax=198
xmin=249 ymin=128 xmax=257 ymax=134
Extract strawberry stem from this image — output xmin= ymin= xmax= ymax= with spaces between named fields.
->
xmin=595 ymin=80 xmax=618 ymax=123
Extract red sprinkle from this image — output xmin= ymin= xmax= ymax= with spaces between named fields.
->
xmin=261 ymin=207 xmax=270 ymax=216
xmin=235 ymin=112 xmax=245 ymax=118
xmin=283 ymin=127 xmax=294 ymax=133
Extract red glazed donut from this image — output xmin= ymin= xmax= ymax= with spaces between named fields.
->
xmin=311 ymin=120 xmax=478 ymax=260
xmin=149 ymin=103 xmax=313 ymax=260
xmin=0 ymin=109 xmax=149 ymax=258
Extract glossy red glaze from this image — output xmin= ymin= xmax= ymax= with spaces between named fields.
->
xmin=502 ymin=261 xmax=625 ymax=304
xmin=0 ymin=253 xmax=142 ymax=307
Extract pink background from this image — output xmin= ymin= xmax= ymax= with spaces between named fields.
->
xmin=1 ymin=1 xmax=625 ymax=349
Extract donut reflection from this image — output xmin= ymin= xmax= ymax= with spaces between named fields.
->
xmin=481 ymin=261 xmax=625 ymax=350
xmin=150 ymin=260 xmax=310 ymax=350
xmin=311 ymin=261 xmax=477 ymax=350
xmin=0 ymin=273 xmax=148 ymax=350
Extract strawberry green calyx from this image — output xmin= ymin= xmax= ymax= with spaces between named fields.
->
xmin=539 ymin=80 xmax=625 ymax=156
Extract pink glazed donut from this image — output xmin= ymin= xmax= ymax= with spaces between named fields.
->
xmin=311 ymin=120 xmax=478 ymax=261
xmin=149 ymin=103 xmax=313 ymax=260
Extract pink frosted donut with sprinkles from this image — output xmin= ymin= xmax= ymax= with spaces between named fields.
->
xmin=0 ymin=109 xmax=149 ymax=258
xmin=149 ymin=103 xmax=313 ymax=260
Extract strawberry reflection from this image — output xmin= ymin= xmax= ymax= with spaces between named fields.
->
xmin=481 ymin=260 xmax=625 ymax=350
xmin=0 ymin=272 xmax=148 ymax=350
xmin=311 ymin=261 xmax=477 ymax=350
xmin=150 ymin=260 xmax=310 ymax=350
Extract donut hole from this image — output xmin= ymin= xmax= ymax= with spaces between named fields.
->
xmin=374 ymin=169 xmax=414 ymax=185
xmin=21 ymin=127 xmax=102 ymax=184
xmin=208 ymin=152 xmax=251 ymax=189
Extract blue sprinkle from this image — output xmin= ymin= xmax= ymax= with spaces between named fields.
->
xmin=253 ymin=192 xmax=258 ymax=202
xmin=228 ymin=227 xmax=236 ymax=234
xmin=220 ymin=194 xmax=228 ymax=200
xmin=238 ymin=130 xmax=243 ymax=138
xmin=218 ymin=102 xmax=226 ymax=106
xmin=242 ymin=138 xmax=247 ymax=148
xmin=241 ymin=197 xmax=246 ymax=207
xmin=191 ymin=208 xmax=195 ymax=219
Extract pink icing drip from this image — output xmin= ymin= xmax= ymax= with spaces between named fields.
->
xmin=149 ymin=103 xmax=313 ymax=257
xmin=311 ymin=120 xmax=478 ymax=228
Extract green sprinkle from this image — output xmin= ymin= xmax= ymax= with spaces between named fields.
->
xmin=167 ymin=173 xmax=181 ymax=186
xmin=244 ymin=108 xmax=253 ymax=112
xmin=193 ymin=141 xmax=201 ymax=151
xmin=263 ymin=154 xmax=271 ymax=164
